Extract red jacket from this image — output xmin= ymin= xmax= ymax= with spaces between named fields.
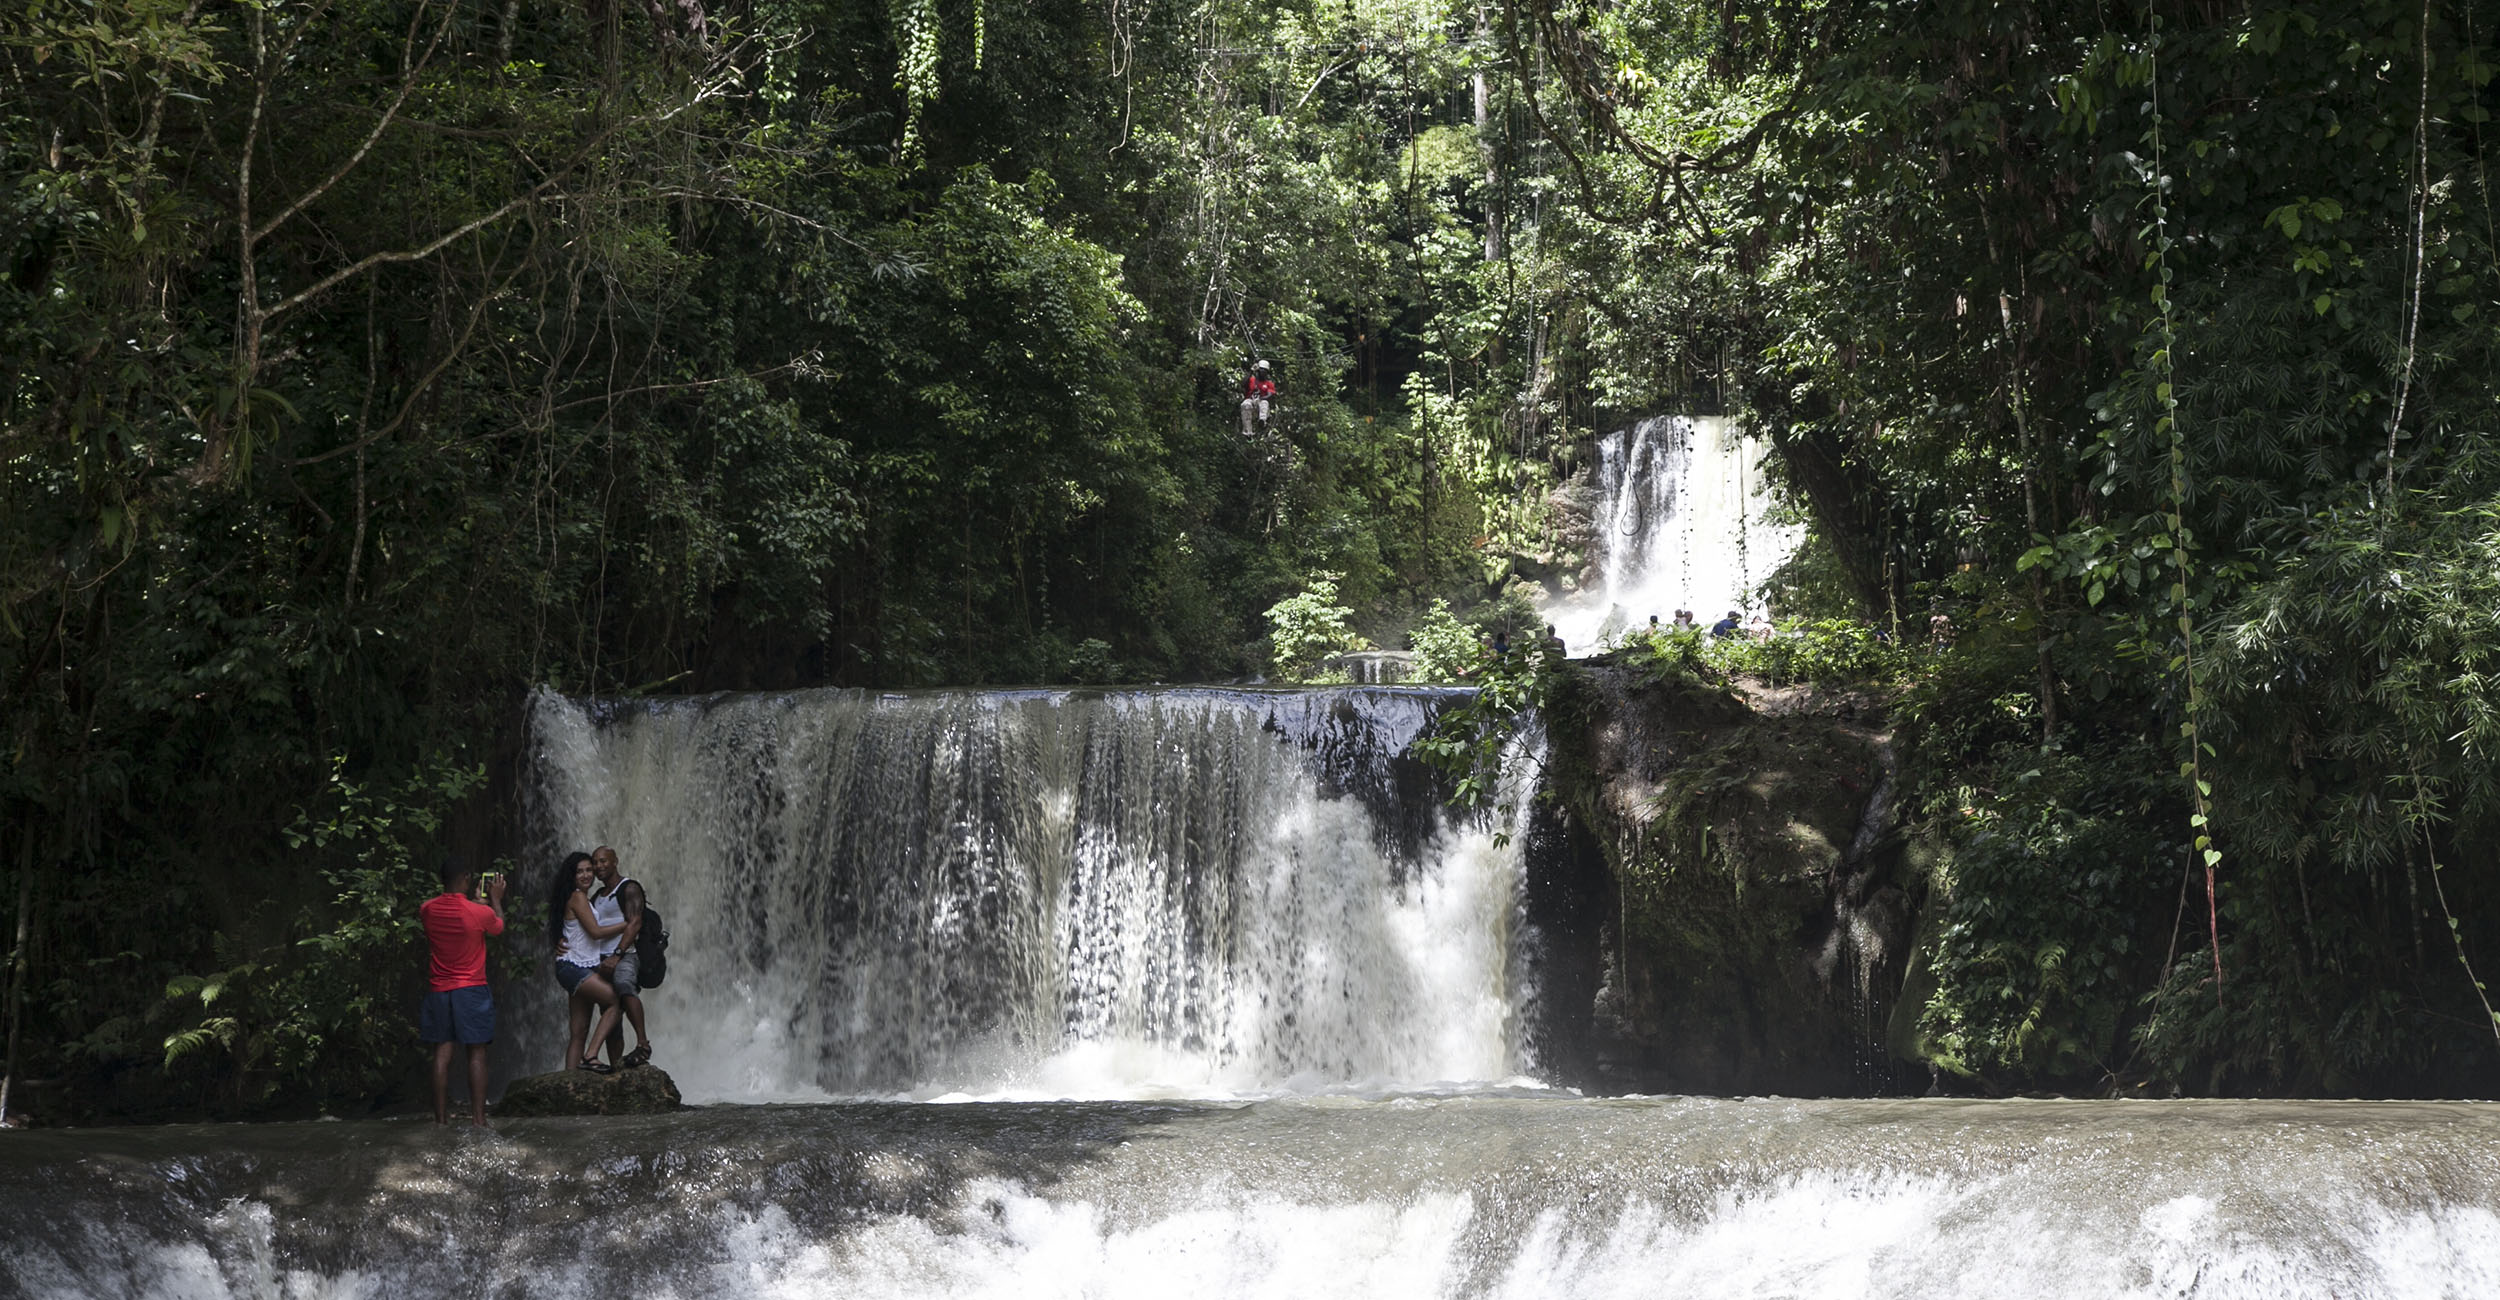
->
xmin=1244 ymin=373 xmax=1275 ymax=400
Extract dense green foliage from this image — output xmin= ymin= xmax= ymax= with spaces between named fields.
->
xmin=1485 ymin=0 xmax=2500 ymax=1095
xmin=1616 ymin=620 xmax=1914 ymax=689
xmin=5 ymin=0 xmax=2498 ymax=1112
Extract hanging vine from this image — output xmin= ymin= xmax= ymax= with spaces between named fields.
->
xmin=891 ymin=0 xmax=983 ymax=162
xmin=2385 ymin=0 xmax=2433 ymax=494
xmin=2142 ymin=8 xmax=2223 ymax=1000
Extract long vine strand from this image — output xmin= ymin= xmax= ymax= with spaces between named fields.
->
xmin=2386 ymin=0 xmax=2432 ymax=497
xmin=2415 ymin=771 xmax=2500 ymax=1049
xmin=2144 ymin=6 xmax=2223 ymax=997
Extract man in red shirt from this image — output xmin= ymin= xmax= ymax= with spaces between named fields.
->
xmin=418 ymin=861 xmax=507 ymax=1127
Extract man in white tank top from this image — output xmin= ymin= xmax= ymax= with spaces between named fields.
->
xmin=587 ymin=846 xmax=653 ymax=1069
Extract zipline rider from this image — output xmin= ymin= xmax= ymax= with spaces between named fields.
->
xmin=1241 ymin=359 xmax=1276 ymax=434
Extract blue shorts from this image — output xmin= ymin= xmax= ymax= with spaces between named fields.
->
xmin=554 ymin=961 xmax=599 ymax=995
xmin=419 ymin=984 xmax=496 ymax=1044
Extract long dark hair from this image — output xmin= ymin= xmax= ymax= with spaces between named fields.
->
xmin=547 ymin=851 xmax=593 ymax=945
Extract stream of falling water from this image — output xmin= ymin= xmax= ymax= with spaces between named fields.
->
xmin=1544 ymin=415 xmax=1804 ymax=655
xmin=521 ymin=686 xmax=1541 ymax=1102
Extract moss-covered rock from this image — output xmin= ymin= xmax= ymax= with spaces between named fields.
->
xmin=496 ymin=1066 xmax=683 ymax=1117
xmin=1546 ymin=662 xmax=1918 ymax=1095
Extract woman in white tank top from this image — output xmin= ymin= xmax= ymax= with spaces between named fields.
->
xmin=544 ymin=852 xmax=627 ymax=1072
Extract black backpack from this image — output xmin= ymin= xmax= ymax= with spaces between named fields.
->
xmin=635 ymin=902 xmax=670 ymax=989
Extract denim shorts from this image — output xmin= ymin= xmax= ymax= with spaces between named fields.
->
xmin=418 ymin=984 xmax=496 ymax=1044
xmin=608 ymin=951 xmax=641 ymax=1000
xmin=554 ymin=961 xmax=599 ymax=995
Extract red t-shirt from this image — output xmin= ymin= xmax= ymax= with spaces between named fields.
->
xmin=419 ymin=893 xmax=505 ymax=992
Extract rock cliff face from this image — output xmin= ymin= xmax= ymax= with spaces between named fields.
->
xmin=1544 ymin=664 xmax=1919 ymax=1094
xmin=498 ymin=1066 xmax=683 ymax=1116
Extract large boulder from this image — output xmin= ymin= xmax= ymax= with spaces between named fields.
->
xmin=496 ymin=1066 xmax=682 ymax=1117
xmin=1545 ymin=663 xmax=1917 ymax=1095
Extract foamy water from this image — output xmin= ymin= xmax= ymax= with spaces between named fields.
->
xmin=10 ymin=1098 xmax=2498 ymax=1300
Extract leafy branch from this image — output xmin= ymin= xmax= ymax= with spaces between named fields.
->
xmin=1409 ymin=650 xmax=1561 ymax=841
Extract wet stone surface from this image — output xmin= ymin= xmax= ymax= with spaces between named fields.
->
xmin=496 ymin=1064 xmax=683 ymax=1116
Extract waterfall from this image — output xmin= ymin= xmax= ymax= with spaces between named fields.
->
xmin=521 ymin=686 xmax=1540 ymax=1102
xmin=1545 ymin=415 xmax=1804 ymax=654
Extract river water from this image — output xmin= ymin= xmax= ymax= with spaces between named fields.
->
xmin=6 ymin=1097 xmax=2498 ymax=1298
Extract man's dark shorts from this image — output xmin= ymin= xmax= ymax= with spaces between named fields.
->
xmin=418 ymin=984 xmax=497 ymax=1044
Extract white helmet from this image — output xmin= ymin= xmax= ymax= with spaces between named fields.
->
xmin=1254 ymin=359 xmax=1271 ymax=371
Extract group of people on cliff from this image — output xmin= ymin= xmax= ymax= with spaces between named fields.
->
xmin=414 ymin=846 xmax=660 ymax=1126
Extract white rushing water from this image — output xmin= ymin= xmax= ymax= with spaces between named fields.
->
xmin=1544 ymin=415 xmax=1804 ymax=655
xmin=11 ymin=1098 xmax=2500 ymax=1299
xmin=523 ymin=686 xmax=1539 ymax=1102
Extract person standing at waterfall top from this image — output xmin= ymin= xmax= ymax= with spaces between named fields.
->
xmin=586 ymin=846 xmax=654 ymax=1070
xmin=418 ymin=860 xmax=506 ymax=1127
xmin=1710 ymin=610 xmax=1742 ymax=638
xmin=1240 ymin=359 xmax=1275 ymax=434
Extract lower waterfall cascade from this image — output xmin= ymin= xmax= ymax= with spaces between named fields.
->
xmin=521 ymin=685 xmax=1543 ymax=1102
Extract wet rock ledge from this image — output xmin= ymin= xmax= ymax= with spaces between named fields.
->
xmin=1544 ymin=662 xmax=1917 ymax=1096
xmin=497 ymin=1066 xmax=683 ymax=1117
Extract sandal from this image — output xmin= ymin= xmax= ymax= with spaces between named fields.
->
xmin=621 ymin=1044 xmax=651 ymax=1070
xmin=577 ymin=1060 xmax=614 ymax=1075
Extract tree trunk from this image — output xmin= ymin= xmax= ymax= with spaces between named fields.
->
xmin=1766 ymin=423 xmax=1898 ymax=616
xmin=1 ymin=823 xmax=35 ymax=1126
xmin=1474 ymin=7 xmax=1504 ymax=266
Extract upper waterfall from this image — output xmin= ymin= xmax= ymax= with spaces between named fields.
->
xmin=1545 ymin=415 xmax=1803 ymax=654
xmin=523 ymin=686 xmax=1541 ymax=1103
